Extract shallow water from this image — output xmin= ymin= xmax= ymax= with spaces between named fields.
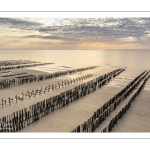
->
xmin=0 ymin=50 xmax=150 ymax=70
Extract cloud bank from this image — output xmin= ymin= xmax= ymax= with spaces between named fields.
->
xmin=0 ymin=17 xmax=150 ymax=50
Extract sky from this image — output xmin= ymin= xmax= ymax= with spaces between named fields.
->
xmin=0 ymin=17 xmax=150 ymax=50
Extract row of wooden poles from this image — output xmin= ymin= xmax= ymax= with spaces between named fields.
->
xmin=0 ymin=72 xmax=29 ymax=78
xmin=0 ymin=73 xmax=94 ymax=107
xmin=71 ymin=70 xmax=150 ymax=132
xmin=0 ymin=60 xmax=39 ymax=67
xmin=0 ymin=68 xmax=125 ymax=132
xmin=0 ymin=66 xmax=98 ymax=90
xmin=102 ymin=74 xmax=150 ymax=132
xmin=0 ymin=62 xmax=53 ymax=71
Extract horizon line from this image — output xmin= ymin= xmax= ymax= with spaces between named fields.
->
xmin=0 ymin=49 xmax=150 ymax=50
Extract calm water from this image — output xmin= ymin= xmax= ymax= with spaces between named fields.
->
xmin=0 ymin=50 xmax=150 ymax=70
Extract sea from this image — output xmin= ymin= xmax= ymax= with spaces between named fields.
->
xmin=0 ymin=49 xmax=150 ymax=70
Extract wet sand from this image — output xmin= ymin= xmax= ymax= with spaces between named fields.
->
xmin=94 ymin=75 xmax=149 ymax=132
xmin=0 ymin=63 xmax=88 ymax=77
xmin=1 ymin=50 xmax=150 ymax=133
xmin=18 ymin=69 xmax=146 ymax=132
xmin=0 ymin=66 xmax=110 ymax=118
xmin=26 ymin=64 xmax=95 ymax=73
xmin=111 ymin=81 xmax=150 ymax=132
xmin=1 ymin=64 xmax=150 ymax=132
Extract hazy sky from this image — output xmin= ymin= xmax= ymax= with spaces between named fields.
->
xmin=0 ymin=17 xmax=150 ymax=50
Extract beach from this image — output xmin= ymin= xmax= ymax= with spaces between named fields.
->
xmin=0 ymin=50 xmax=150 ymax=132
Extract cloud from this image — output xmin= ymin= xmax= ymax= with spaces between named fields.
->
xmin=38 ymin=26 xmax=60 ymax=32
xmin=1 ymin=17 xmax=150 ymax=49
xmin=0 ymin=18 xmax=43 ymax=30
xmin=23 ymin=34 xmax=79 ymax=42
xmin=13 ymin=40 xmax=21 ymax=42
xmin=28 ymin=18 xmax=150 ymax=45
